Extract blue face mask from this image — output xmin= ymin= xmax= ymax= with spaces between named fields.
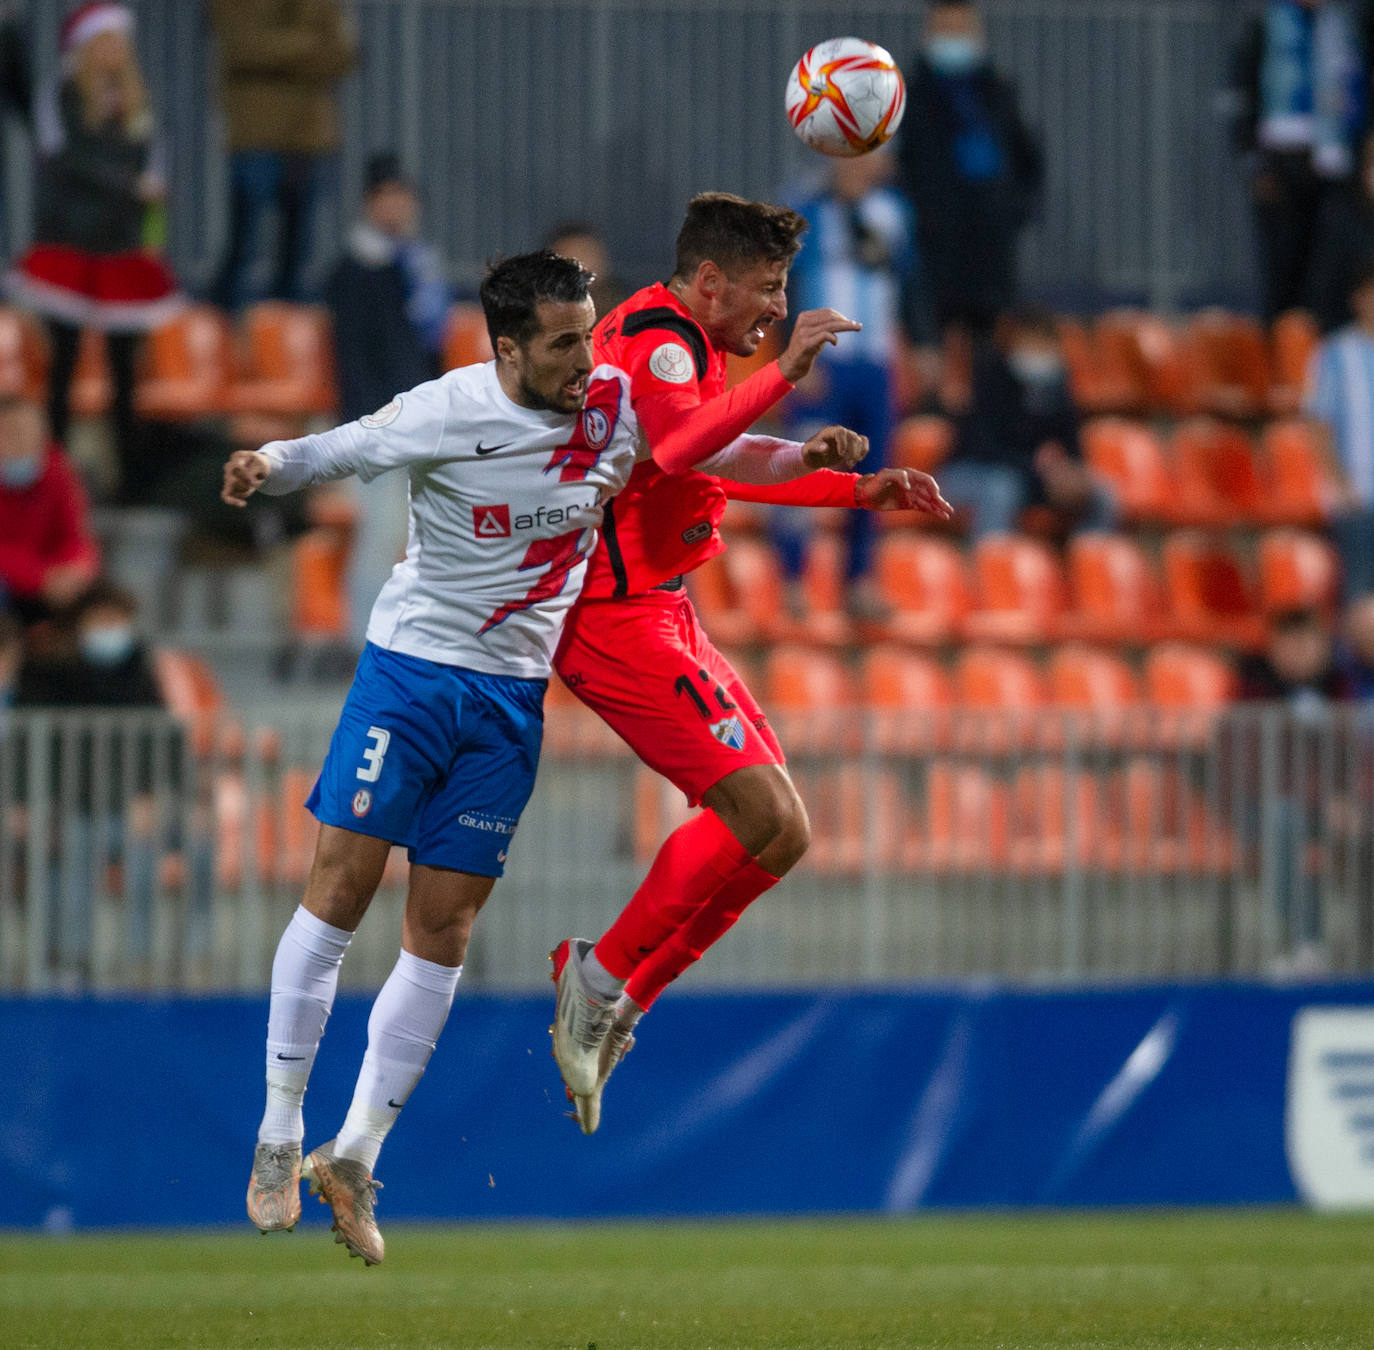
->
xmin=926 ymin=35 xmax=986 ymax=75
xmin=80 ymin=625 xmax=136 ymax=667
xmin=0 ymin=452 xmax=44 ymax=489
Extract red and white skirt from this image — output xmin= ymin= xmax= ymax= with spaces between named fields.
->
xmin=5 ymin=244 xmax=184 ymax=332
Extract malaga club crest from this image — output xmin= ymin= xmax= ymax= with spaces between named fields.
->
xmin=709 ymin=715 xmax=746 ymax=750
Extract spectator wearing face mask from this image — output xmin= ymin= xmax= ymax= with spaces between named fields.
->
xmin=896 ymin=0 xmax=1043 ymax=340
xmin=1341 ymin=591 xmax=1374 ymax=696
xmin=937 ymin=306 xmax=1115 ymax=541
xmin=0 ymin=392 xmax=99 ymax=624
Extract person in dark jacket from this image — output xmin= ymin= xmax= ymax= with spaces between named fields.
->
xmin=937 ymin=307 xmax=1114 ymax=540
xmin=1226 ymin=0 xmax=1374 ymax=322
xmin=325 ymin=152 xmax=451 ymax=641
xmin=896 ymin=0 xmax=1043 ymax=340
xmin=3 ymin=3 xmax=181 ymax=488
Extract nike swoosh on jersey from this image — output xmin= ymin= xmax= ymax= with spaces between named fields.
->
xmin=475 ymin=441 xmax=511 ymax=455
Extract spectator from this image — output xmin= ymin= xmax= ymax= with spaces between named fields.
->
xmin=208 ymin=0 xmax=358 ymax=311
xmin=1308 ymin=138 xmax=1374 ymax=333
xmin=1226 ymin=0 xmax=1374 ymax=322
xmin=545 ymin=220 xmax=627 ymax=317
xmin=1342 ymin=591 xmax=1374 ymax=695
xmin=896 ymin=0 xmax=1043 ymax=340
xmin=0 ymin=392 xmax=99 ymax=623
xmin=938 ymin=307 xmax=1113 ymax=541
xmin=16 ymin=580 xmax=167 ymax=982
xmin=1235 ymin=606 xmax=1353 ymax=973
xmin=1304 ymin=260 xmax=1374 ymax=596
xmin=4 ymin=3 xmax=180 ymax=487
xmin=773 ymin=149 xmax=934 ymax=620
xmin=326 ymin=150 xmax=451 ymax=642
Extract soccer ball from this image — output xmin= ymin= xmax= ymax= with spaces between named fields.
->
xmin=785 ymin=37 xmax=906 ymax=158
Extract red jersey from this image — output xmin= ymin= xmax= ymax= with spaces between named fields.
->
xmin=0 ymin=445 xmax=99 ymax=600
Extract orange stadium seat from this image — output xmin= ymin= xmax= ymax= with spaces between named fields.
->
xmin=1059 ymin=531 xmax=1175 ymax=645
xmin=964 ymin=534 xmax=1067 ymax=644
xmin=1269 ymin=309 xmax=1319 ymax=415
xmin=1094 ymin=309 xmax=1190 ymax=415
xmin=1257 ymin=528 xmax=1340 ymax=616
xmin=764 ymin=643 xmax=853 ymax=751
xmin=0 ymin=304 xmax=46 ymax=399
xmin=1047 ymin=643 xmax=1140 ymax=708
xmin=1259 ymin=419 xmax=1339 ymax=526
xmin=873 ymin=534 xmax=971 ymax=644
xmin=800 ymin=533 xmax=852 ymax=646
xmin=1081 ymin=417 xmax=1175 ymax=523
xmin=1009 ymin=764 xmax=1105 ymax=873
xmin=889 ymin=414 xmax=953 ymax=474
xmin=919 ymin=761 xmax=1010 ymax=872
xmin=720 ymin=537 xmax=790 ymax=643
xmin=1060 ymin=316 xmax=1140 ymax=415
xmin=860 ymin=643 xmax=952 ymax=752
xmin=137 ymin=304 xmax=234 ymax=420
xmin=228 ymin=302 xmax=336 ymax=416
xmin=1144 ymin=641 xmax=1236 ymax=708
xmin=153 ymin=647 xmax=224 ymax=756
xmin=1161 ymin=531 xmax=1265 ymax=649
xmin=1180 ymin=309 xmax=1270 ymax=418
xmin=291 ymin=526 xmax=351 ymax=638
xmin=443 ymin=302 xmax=494 ymax=370
xmin=69 ymin=328 xmax=111 ymax=417
xmin=1169 ymin=418 xmax=1272 ymax=526
xmin=954 ymin=644 xmax=1046 ymax=709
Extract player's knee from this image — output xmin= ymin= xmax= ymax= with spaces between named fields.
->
xmin=744 ymin=783 xmax=810 ymax=873
xmin=304 ymin=860 xmax=375 ymax=930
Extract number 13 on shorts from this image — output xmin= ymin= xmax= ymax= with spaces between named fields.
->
xmin=357 ymin=726 xmax=391 ymax=782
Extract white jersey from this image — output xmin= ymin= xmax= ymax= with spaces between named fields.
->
xmin=257 ymin=362 xmax=639 ymax=678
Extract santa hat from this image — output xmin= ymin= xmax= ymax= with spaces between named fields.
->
xmin=60 ymin=3 xmax=134 ymax=59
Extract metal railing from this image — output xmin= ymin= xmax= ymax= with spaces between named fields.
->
xmin=2 ymin=701 xmax=1370 ymax=993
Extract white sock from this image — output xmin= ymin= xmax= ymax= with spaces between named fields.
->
xmin=258 ymin=906 xmax=353 ymax=1147
xmin=332 ymin=948 xmax=462 ymax=1173
xmin=581 ymin=946 xmax=625 ymax=1002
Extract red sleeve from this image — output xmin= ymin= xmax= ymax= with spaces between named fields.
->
xmin=628 ymin=329 xmax=794 ymax=474
xmin=723 ymin=471 xmax=861 ymax=508
xmin=42 ymin=452 xmax=101 ymax=569
xmin=0 ymin=541 xmax=46 ymax=594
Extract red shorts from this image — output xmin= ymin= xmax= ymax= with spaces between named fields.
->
xmin=555 ymin=589 xmax=784 ymax=805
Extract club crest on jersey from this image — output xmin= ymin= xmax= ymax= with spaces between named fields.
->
xmin=360 ymin=396 xmax=402 ymax=428
xmin=473 ymin=504 xmax=512 ymax=538
xmin=649 ymin=342 xmax=694 ymax=385
xmin=709 ymin=715 xmax=747 ymax=750
xmin=581 ymin=405 xmax=611 ymax=450
xmin=352 ymin=789 xmax=373 ymax=817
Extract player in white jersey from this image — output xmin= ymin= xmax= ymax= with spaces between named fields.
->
xmin=220 ymin=251 xmax=641 ymax=1266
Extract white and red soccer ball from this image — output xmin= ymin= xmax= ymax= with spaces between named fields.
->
xmin=785 ymin=37 xmax=906 ymax=158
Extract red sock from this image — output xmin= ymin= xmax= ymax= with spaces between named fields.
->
xmin=593 ymin=809 xmax=753 ymax=979
xmin=624 ymin=856 xmax=780 ymax=1009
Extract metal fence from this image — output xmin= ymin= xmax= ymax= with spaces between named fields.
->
xmin=6 ymin=0 xmax=1254 ymax=311
xmin=2 ymin=701 xmax=1371 ymax=994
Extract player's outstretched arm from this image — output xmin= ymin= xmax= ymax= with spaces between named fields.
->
xmin=855 ymin=467 xmax=954 ymax=518
xmin=777 ymin=308 xmax=864 ymax=384
xmin=800 ymin=425 xmax=869 ymax=470
xmin=221 ymin=450 xmax=271 ymax=506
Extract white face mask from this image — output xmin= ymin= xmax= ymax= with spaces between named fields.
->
xmin=925 ymin=35 xmax=985 ymax=75
xmin=0 ymin=452 xmax=44 ymax=489
xmin=80 ymin=625 xmax=136 ymax=667
xmin=1009 ymin=350 xmax=1065 ymax=384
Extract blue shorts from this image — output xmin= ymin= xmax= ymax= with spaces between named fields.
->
xmin=307 ymin=644 xmax=546 ymax=877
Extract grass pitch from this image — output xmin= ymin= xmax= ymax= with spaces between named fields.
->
xmin=3 ymin=1210 xmax=1373 ymax=1350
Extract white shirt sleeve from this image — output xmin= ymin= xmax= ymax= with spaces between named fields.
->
xmin=695 ymin=433 xmax=809 ymax=484
xmin=256 ymin=376 xmax=452 ymax=495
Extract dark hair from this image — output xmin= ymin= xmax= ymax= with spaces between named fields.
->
xmin=1271 ymin=606 xmax=1324 ymax=635
xmin=72 ymin=579 xmax=138 ymax=623
xmin=672 ymin=192 xmax=807 ymax=281
xmin=364 ymin=151 xmax=412 ymax=197
xmin=480 ymin=249 xmax=593 ymax=348
xmin=1350 ymin=259 xmax=1374 ymax=297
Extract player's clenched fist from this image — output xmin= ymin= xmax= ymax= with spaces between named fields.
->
xmin=777 ymin=307 xmax=863 ymax=384
xmin=801 ymin=425 xmax=869 ymax=471
xmin=855 ymin=467 xmax=954 ymax=519
xmin=221 ymin=450 xmax=272 ymax=506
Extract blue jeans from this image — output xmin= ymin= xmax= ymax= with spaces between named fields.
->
xmin=772 ymin=355 xmax=895 ymax=582
xmin=212 ymin=151 xmax=329 ymax=310
xmin=1334 ymin=510 xmax=1374 ymax=601
xmin=935 ymin=461 xmax=1028 ymax=541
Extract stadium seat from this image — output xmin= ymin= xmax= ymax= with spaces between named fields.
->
xmin=720 ymin=537 xmax=791 ymax=643
xmin=1059 ymin=531 xmax=1175 ymax=645
xmin=1160 ymin=531 xmax=1265 ymax=649
xmin=291 ymin=526 xmax=352 ymax=638
xmin=136 ymin=305 xmax=234 ymax=420
xmin=1059 ymin=316 xmax=1140 ymax=414
xmin=1080 ymin=417 xmax=1175 ymax=523
xmin=764 ymin=643 xmax=853 ymax=751
xmin=872 ymin=534 xmax=971 ymax=644
xmin=800 ymin=533 xmax=852 ymax=646
xmin=684 ymin=553 xmax=754 ymax=647
xmin=1009 ymin=764 xmax=1104 ymax=873
xmin=153 ymin=647 xmax=224 ymax=756
xmin=228 ymin=302 xmax=337 ymax=416
xmin=1169 ymin=418 xmax=1272 ymax=526
xmin=1112 ymin=759 xmax=1223 ymax=874
xmin=70 ymin=328 xmax=111 ymax=418
xmin=919 ymin=761 xmax=1010 ymax=872
xmin=442 ymin=302 xmax=494 ymax=370
xmin=1046 ymin=643 xmax=1142 ymax=746
xmin=860 ymin=643 xmax=952 ymax=751
xmin=1257 ymin=528 xmax=1339 ymax=616
xmin=889 ymin=414 xmax=953 ymax=474
xmin=1179 ymin=309 xmax=1270 ymax=418
xmin=963 ymin=533 xmax=1067 ymax=644
xmin=0 ymin=304 xmax=45 ymax=399
xmin=1269 ymin=309 xmax=1319 ymax=415
xmin=1093 ymin=309 xmax=1190 ymax=415
xmin=1144 ymin=641 xmax=1236 ymax=709
xmin=1259 ymin=419 xmax=1339 ymax=526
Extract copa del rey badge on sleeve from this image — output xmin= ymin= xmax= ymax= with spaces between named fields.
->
xmin=1286 ymin=1006 xmax=1374 ymax=1209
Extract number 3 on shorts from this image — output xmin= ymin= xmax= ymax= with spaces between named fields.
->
xmin=357 ymin=726 xmax=391 ymax=783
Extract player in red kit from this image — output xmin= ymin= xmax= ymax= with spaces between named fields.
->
xmin=549 ymin=193 xmax=951 ymax=1131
